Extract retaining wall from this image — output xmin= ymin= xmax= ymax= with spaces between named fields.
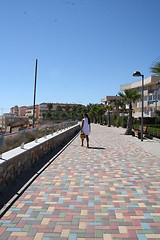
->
xmin=0 ymin=124 xmax=80 ymax=190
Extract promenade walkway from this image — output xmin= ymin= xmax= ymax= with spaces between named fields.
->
xmin=0 ymin=124 xmax=160 ymax=240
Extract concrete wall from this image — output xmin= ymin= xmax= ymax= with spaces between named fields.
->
xmin=0 ymin=124 xmax=80 ymax=190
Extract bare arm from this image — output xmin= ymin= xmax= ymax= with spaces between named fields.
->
xmin=81 ymin=119 xmax=84 ymax=131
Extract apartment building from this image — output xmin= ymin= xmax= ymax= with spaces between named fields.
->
xmin=11 ymin=105 xmax=39 ymax=118
xmin=19 ymin=106 xmax=28 ymax=117
xmin=10 ymin=105 xmax=19 ymax=116
xmin=11 ymin=103 xmax=81 ymax=120
xmin=25 ymin=105 xmax=39 ymax=118
xmin=38 ymin=103 xmax=78 ymax=118
xmin=101 ymin=96 xmax=124 ymax=115
xmin=120 ymin=75 xmax=160 ymax=118
xmin=39 ymin=103 xmax=50 ymax=118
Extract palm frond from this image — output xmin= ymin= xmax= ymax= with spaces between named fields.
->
xmin=151 ymin=57 xmax=160 ymax=76
xmin=118 ymin=89 xmax=141 ymax=103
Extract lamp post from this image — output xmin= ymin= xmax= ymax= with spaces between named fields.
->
xmin=133 ymin=71 xmax=144 ymax=141
xmin=33 ymin=59 xmax=38 ymax=128
xmin=155 ymin=81 xmax=160 ymax=125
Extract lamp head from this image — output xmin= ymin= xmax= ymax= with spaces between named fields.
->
xmin=156 ymin=81 xmax=160 ymax=85
xmin=133 ymin=71 xmax=142 ymax=77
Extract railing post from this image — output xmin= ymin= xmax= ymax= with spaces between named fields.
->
xmin=51 ymin=125 xmax=54 ymax=135
xmin=21 ymin=130 xmax=25 ymax=149
xmin=35 ymin=128 xmax=38 ymax=143
xmin=0 ymin=135 xmax=3 ymax=159
xmin=45 ymin=126 xmax=47 ymax=138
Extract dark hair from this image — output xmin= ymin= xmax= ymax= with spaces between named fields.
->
xmin=84 ymin=113 xmax=90 ymax=124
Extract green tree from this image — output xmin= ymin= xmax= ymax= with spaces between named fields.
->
xmin=46 ymin=112 xmax=52 ymax=118
xmin=118 ymin=89 xmax=141 ymax=135
xmin=71 ymin=105 xmax=78 ymax=120
xmin=65 ymin=104 xmax=71 ymax=119
xmin=105 ymin=105 xmax=113 ymax=127
xmin=90 ymin=104 xmax=98 ymax=123
xmin=151 ymin=57 xmax=160 ymax=76
xmin=77 ymin=104 xmax=87 ymax=120
xmin=114 ymin=99 xmax=122 ymax=116
xmin=46 ymin=103 xmax=53 ymax=119
xmin=72 ymin=105 xmax=77 ymax=113
xmin=42 ymin=113 xmax=47 ymax=120
xmin=86 ymin=103 xmax=93 ymax=114
xmin=61 ymin=112 xmax=67 ymax=120
xmin=55 ymin=105 xmax=63 ymax=120
xmin=97 ymin=105 xmax=104 ymax=124
xmin=47 ymin=103 xmax=53 ymax=112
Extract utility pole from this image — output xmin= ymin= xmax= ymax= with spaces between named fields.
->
xmin=33 ymin=59 xmax=38 ymax=128
xmin=0 ymin=108 xmax=4 ymax=134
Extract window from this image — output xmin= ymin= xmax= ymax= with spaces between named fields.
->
xmin=148 ymin=89 xmax=154 ymax=94
xmin=149 ymin=95 xmax=152 ymax=101
xmin=138 ymin=87 xmax=141 ymax=93
xmin=144 ymin=96 xmax=147 ymax=101
xmin=153 ymin=95 xmax=156 ymax=100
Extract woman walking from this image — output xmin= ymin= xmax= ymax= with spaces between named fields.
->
xmin=81 ymin=113 xmax=91 ymax=148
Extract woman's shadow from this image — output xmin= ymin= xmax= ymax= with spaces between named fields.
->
xmin=88 ymin=146 xmax=106 ymax=150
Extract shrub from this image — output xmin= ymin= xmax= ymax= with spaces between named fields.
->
xmin=115 ymin=117 xmax=120 ymax=128
xmin=147 ymin=127 xmax=160 ymax=138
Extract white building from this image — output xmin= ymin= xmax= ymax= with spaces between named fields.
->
xmin=101 ymin=96 xmax=124 ymax=115
xmin=120 ymin=75 xmax=160 ymax=118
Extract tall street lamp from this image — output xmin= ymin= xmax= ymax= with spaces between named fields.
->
xmin=33 ymin=59 xmax=38 ymax=128
xmin=155 ymin=81 xmax=160 ymax=125
xmin=133 ymin=71 xmax=144 ymax=141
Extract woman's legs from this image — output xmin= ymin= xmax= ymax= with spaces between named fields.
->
xmin=86 ymin=135 xmax=89 ymax=148
xmin=81 ymin=138 xmax=84 ymax=146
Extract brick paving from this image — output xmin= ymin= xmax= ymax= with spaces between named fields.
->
xmin=0 ymin=124 xmax=160 ymax=240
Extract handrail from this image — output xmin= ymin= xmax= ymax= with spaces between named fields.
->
xmin=0 ymin=120 xmax=78 ymax=158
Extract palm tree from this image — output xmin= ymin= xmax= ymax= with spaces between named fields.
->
xmin=114 ymin=99 xmax=122 ymax=116
xmin=77 ymin=104 xmax=87 ymax=121
xmin=88 ymin=105 xmax=94 ymax=123
xmin=65 ymin=104 xmax=71 ymax=120
xmin=121 ymin=102 xmax=126 ymax=127
xmin=47 ymin=103 xmax=53 ymax=111
xmin=88 ymin=104 xmax=98 ymax=123
xmin=118 ymin=89 xmax=141 ymax=135
xmin=93 ymin=105 xmax=99 ymax=123
xmin=105 ymin=105 xmax=113 ymax=127
xmin=47 ymin=103 xmax=53 ymax=119
xmin=71 ymin=105 xmax=78 ymax=120
xmin=55 ymin=105 xmax=62 ymax=120
xmin=97 ymin=105 xmax=104 ymax=124
xmin=151 ymin=57 xmax=160 ymax=76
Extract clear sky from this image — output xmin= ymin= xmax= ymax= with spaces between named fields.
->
xmin=0 ymin=0 xmax=160 ymax=113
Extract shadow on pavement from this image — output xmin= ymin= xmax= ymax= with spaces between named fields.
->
xmin=88 ymin=146 xmax=106 ymax=150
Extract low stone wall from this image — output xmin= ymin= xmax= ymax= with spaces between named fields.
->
xmin=0 ymin=124 xmax=80 ymax=190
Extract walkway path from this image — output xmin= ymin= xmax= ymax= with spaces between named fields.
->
xmin=0 ymin=124 xmax=160 ymax=240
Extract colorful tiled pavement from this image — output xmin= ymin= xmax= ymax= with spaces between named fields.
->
xmin=0 ymin=124 xmax=160 ymax=240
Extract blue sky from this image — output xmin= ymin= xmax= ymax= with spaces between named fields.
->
xmin=0 ymin=0 xmax=160 ymax=113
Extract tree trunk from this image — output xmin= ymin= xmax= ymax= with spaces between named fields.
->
xmin=108 ymin=112 xmax=111 ymax=127
xmin=125 ymin=103 xmax=133 ymax=135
